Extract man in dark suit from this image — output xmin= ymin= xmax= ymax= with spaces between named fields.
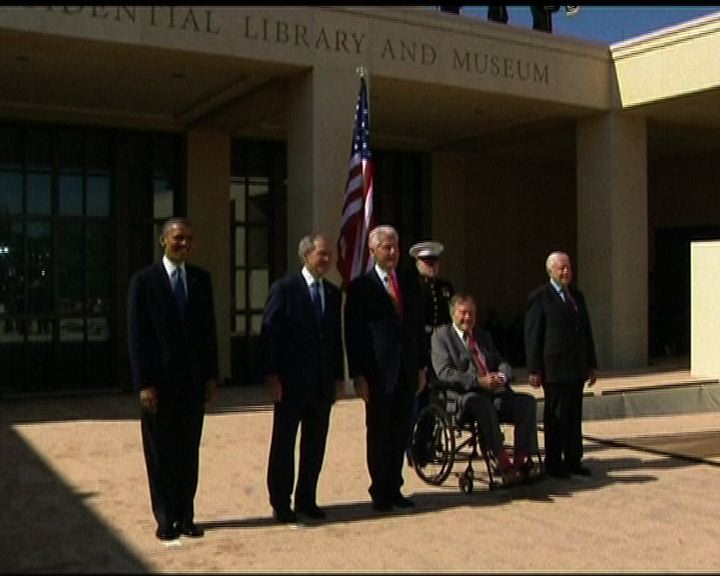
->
xmin=432 ymin=294 xmax=538 ymax=484
xmin=524 ymin=250 xmax=598 ymax=479
xmin=127 ymin=217 xmax=219 ymax=541
xmin=344 ymin=225 xmax=426 ymax=511
xmin=261 ymin=233 xmax=344 ymax=523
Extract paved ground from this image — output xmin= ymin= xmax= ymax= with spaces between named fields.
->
xmin=2 ymin=383 xmax=720 ymax=573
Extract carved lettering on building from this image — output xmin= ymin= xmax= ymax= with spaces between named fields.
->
xmin=452 ymin=49 xmax=549 ymax=84
xmin=24 ymin=7 xmax=551 ymax=85
xmin=380 ymin=39 xmax=437 ymax=65
xmin=241 ymin=16 xmax=365 ymax=54
xmin=39 ymin=6 xmax=220 ymax=34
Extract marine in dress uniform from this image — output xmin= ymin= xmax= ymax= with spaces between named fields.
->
xmin=406 ymin=240 xmax=454 ymax=465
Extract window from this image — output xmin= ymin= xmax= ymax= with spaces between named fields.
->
xmin=229 ymin=140 xmax=286 ymax=386
xmin=0 ymin=123 xmax=182 ymax=396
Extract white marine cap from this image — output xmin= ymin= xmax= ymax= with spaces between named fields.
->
xmin=408 ymin=241 xmax=444 ymax=260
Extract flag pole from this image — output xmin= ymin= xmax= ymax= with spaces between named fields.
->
xmin=338 ymin=66 xmax=375 ymax=290
xmin=356 ymin=65 xmax=370 ymax=117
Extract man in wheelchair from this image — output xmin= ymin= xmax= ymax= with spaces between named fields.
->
xmin=430 ymin=294 xmax=540 ymax=485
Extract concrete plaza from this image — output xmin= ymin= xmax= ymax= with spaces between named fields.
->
xmin=2 ymin=378 xmax=719 ymax=573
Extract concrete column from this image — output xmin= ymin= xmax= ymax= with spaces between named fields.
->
xmin=431 ymin=151 xmax=466 ymax=291
xmin=577 ymin=113 xmax=647 ymax=370
xmin=186 ymin=130 xmax=231 ymax=382
xmin=691 ymin=241 xmax=720 ymax=379
xmin=286 ymin=66 xmax=359 ymax=283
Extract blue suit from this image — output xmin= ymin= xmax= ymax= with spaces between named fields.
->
xmin=128 ymin=261 xmax=218 ymax=532
xmin=261 ymin=272 xmax=343 ymax=512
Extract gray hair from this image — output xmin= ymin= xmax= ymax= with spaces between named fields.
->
xmin=162 ymin=216 xmax=191 ymax=236
xmin=545 ymin=251 xmax=569 ymax=273
xmin=297 ymin=233 xmax=325 ymax=264
xmin=449 ymin=293 xmax=476 ymax=313
xmin=368 ymin=225 xmax=398 ymax=250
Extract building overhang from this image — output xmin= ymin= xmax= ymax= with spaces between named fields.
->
xmin=1 ymin=6 xmax=719 ymax=153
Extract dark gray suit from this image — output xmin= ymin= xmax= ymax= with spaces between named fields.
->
xmin=524 ymin=282 xmax=597 ymax=474
xmin=128 ymin=261 xmax=218 ymax=532
xmin=432 ymin=324 xmax=538 ymax=457
xmin=261 ymin=272 xmax=343 ymax=512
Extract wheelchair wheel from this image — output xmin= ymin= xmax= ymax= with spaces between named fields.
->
xmin=412 ymin=404 xmax=455 ymax=485
xmin=459 ymin=470 xmax=474 ymax=494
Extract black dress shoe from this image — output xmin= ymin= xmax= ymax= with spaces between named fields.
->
xmin=295 ymin=504 xmax=327 ymax=520
xmin=273 ymin=508 xmax=298 ymax=523
xmin=372 ymin=500 xmax=393 ymax=512
xmin=391 ymin=494 xmax=415 ymax=508
xmin=155 ymin=525 xmax=181 ymax=541
xmin=546 ymin=468 xmax=571 ymax=480
xmin=177 ymin=521 xmax=205 ymax=537
xmin=570 ymin=465 xmax=592 ymax=477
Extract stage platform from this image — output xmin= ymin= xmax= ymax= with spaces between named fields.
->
xmin=511 ymin=359 xmax=720 ymax=421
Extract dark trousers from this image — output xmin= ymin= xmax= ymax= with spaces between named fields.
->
xmin=407 ymin=385 xmax=430 ymax=461
xmin=495 ymin=390 xmax=539 ymax=456
xmin=267 ymin=396 xmax=332 ymax=511
xmin=141 ymin=400 xmax=205 ymax=530
xmin=461 ymin=389 xmax=505 ymax=455
xmin=366 ymin=379 xmax=416 ymax=504
xmin=541 ymin=380 xmax=585 ymax=472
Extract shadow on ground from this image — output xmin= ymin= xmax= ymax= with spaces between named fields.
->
xmin=199 ymin=440 xmax=707 ymax=532
xmin=0 ymin=426 xmax=147 ymax=573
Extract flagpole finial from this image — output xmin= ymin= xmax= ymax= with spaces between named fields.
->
xmin=356 ymin=65 xmax=366 ymax=78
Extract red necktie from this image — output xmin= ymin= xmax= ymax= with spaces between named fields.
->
xmin=385 ymin=273 xmax=403 ymax=316
xmin=467 ymin=333 xmax=488 ymax=375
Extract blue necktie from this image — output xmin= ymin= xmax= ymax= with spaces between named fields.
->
xmin=311 ymin=281 xmax=323 ymax=323
xmin=173 ymin=267 xmax=187 ymax=318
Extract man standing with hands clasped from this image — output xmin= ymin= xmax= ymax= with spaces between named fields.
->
xmin=261 ymin=233 xmax=344 ymax=523
xmin=344 ymin=225 xmax=426 ymax=512
xmin=128 ymin=217 xmax=219 ymax=541
xmin=524 ymin=251 xmax=598 ymax=480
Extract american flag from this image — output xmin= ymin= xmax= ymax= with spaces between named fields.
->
xmin=337 ymin=76 xmax=375 ymax=291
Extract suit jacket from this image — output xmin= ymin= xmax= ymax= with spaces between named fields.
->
xmin=431 ymin=324 xmax=512 ymax=393
xmin=344 ymin=266 xmax=426 ymax=393
xmin=524 ymin=282 xmax=597 ymax=384
xmin=128 ymin=262 xmax=219 ymax=404
xmin=261 ymin=272 xmax=343 ymax=405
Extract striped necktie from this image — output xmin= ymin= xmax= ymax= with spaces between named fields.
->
xmin=467 ymin=332 xmax=488 ymax=375
xmin=563 ymin=287 xmax=578 ymax=314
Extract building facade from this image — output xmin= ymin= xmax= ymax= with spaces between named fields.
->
xmin=1 ymin=6 xmax=720 ymax=396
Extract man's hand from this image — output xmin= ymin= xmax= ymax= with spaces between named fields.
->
xmin=490 ymin=372 xmax=507 ymax=392
xmin=353 ymin=376 xmax=369 ymax=403
xmin=139 ymin=386 xmax=158 ymax=413
xmin=266 ymin=375 xmax=282 ymax=403
xmin=334 ymin=379 xmax=346 ymax=401
xmin=478 ymin=372 xmax=506 ymax=392
xmin=587 ymin=368 xmax=597 ymax=387
xmin=528 ymin=373 xmax=543 ymax=389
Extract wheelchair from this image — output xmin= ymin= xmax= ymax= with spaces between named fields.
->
xmin=410 ymin=386 xmax=544 ymax=493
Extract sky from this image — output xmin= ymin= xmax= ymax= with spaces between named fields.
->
xmin=456 ymin=5 xmax=720 ymax=44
